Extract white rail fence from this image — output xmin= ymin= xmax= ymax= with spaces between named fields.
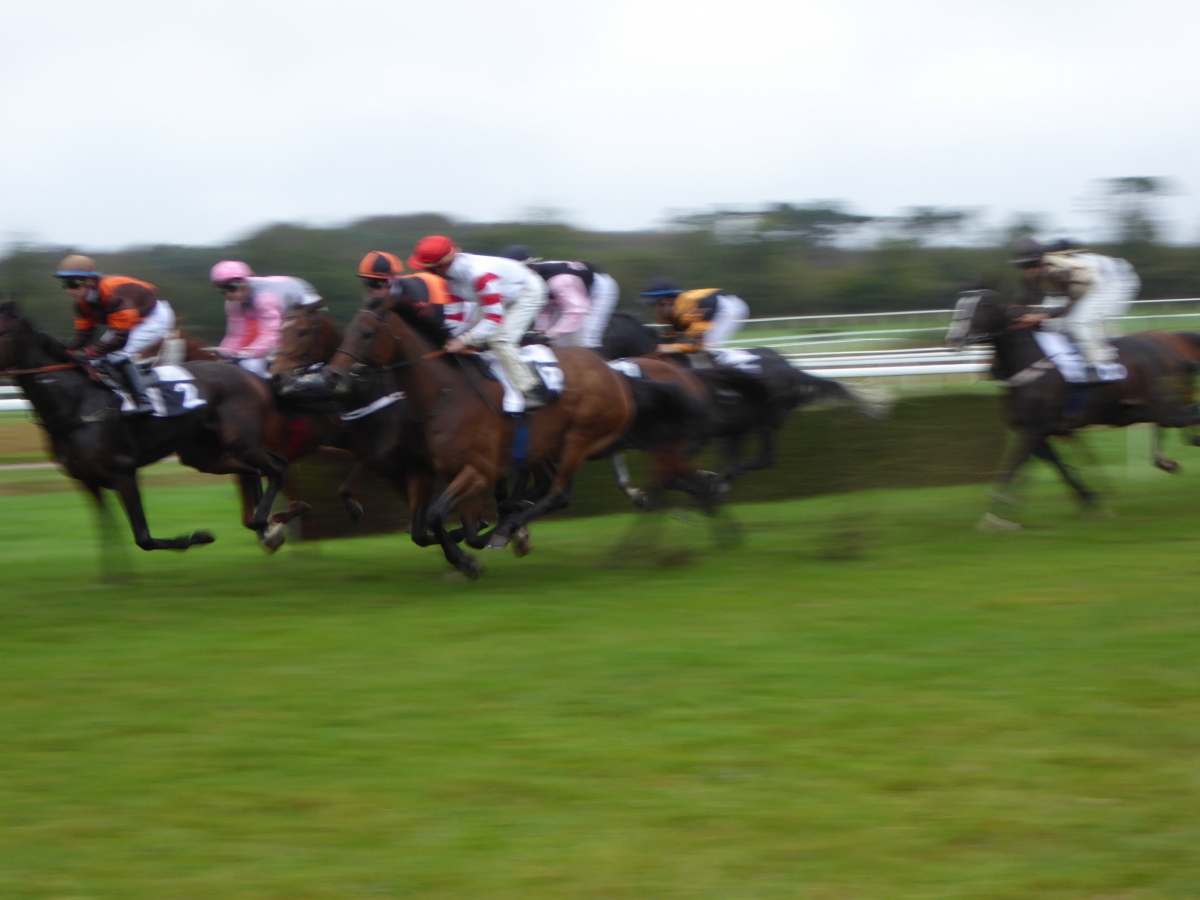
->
xmin=3 ymin=298 xmax=1199 ymax=409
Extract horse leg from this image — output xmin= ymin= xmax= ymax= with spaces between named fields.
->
xmin=978 ymin=432 xmax=1037 ymax=530
xmin=427 ymin=465 xmax=490 ymax=578
xmin=405 ymin=471 xmax=440 ymax=548
xmin=338 ymin=461 xmax=366 ymax=521
xmin=112 ymin=471 xmax=215 ymax=550
xmin=242 ymin=450 xmax=291 ymax=553
xmin=1031 ymin=436 xmax=1098 ymax=509
xmin=1151 ymin=426 xmax=1180 ymax=473
xmin=612 ymin=453 xmax=649 ymax=508
xmin=653 ymin=444 xmax=720 ymax=516
xmin=84 ymin=481 xmax=131 ymax=581
xmin=488 ymin=436 xmax=598 ymax=548
xmin=722 ymin=424 xmax=777 ymax=483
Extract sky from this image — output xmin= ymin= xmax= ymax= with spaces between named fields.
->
xmin=3 ymin=0 xmax=1199 ymax=250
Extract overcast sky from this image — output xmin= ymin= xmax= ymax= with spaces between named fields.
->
xmin=3 ymin=0 xmax=1198 ymax=250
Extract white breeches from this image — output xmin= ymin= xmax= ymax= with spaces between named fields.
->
xmin=105 ymin=300 xmax=176 ymax=362
xmin=1047 ymin=256 xmax=1139 ymax=367
xmin=489 ymin=280 xmax=550 ymax=393
xmin=703 ymin=295 xmax=749 ymax=350
xmin=576 ymin=273 xmax=620 ymax=349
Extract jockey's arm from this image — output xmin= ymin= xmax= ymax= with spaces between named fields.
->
xmin=452 ymin=276 xmax=503 ymax=349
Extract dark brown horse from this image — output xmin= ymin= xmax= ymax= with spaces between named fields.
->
xmin=945 ymin=290 xmax=1200 ymax=527
xmin=325 ymin=301 xmax=636 ymax=577
xmin=0 ymin=302 xmax=290 ymax=551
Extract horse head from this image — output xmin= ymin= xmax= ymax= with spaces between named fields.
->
xmin=945 ymin=290 xmax=1011 ymax=349
xmin=0 ymin=301 xmax=30 ymax=369
xmin=271 ymin=306 xmax=341 ymax=377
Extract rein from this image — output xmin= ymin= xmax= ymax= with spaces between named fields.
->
xmin=0 ymin=362 xmax=80 ymax=376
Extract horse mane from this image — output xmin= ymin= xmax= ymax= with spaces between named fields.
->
xmin=6 ymin=308 xmax=71 ymax=363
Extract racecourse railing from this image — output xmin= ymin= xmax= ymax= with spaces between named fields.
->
xmin=2 ymin=298 xmax=1199 ymax=408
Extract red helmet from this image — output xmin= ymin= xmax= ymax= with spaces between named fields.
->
xmin=408 ymin=235 xmax=458 ymax=271
xmin=358 ymin=251 xmax=404 ymax=281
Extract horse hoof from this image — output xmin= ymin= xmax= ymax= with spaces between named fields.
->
xmin=627 ymin=489 xmax=649 ymax=509
xmin=977 ymin=512 xmax=1022 ymax=532
xmin=1154 ymin=457 xmax=1180 ymax=473
xmin=458 ymin=556 xmax=483 ymax=580
xmin=345 ymin=500 xmax=364 ymax=522
xmin=487 ymin=532 xmax=510 ymax=550
xmin=260 ymin=523 xmax=286 ymax=554
xmin=512 ymin=527 xmax=531 ymax=557
xmin=190 ymin=530 xmax=216 ymax=545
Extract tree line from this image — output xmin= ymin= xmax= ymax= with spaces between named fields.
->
xmin=3 ymin=186 xmax=1197 ymax=344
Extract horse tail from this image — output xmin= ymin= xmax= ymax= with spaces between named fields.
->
xmin=792 ymin=369 xmax=895 ymax=419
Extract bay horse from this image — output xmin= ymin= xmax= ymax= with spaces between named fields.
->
xmin=945 ymin=290 xmax=1200 ymax=526
xmin=601 ymin=310 xmax=890 ymax=484
xmin=325 ymin=301 xmax=636 ymax=578
xmin=0 ymin=301 xmax=289 ymax=551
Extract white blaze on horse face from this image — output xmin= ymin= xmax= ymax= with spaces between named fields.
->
xmin=945 ymin=293 xmax=982 ymax=349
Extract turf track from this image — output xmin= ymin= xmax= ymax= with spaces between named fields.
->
xmin=2 ymin=429 xmax=1200 ymax=898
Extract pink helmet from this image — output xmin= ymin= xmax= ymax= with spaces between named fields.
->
xmin=210 ymin=260 xmax=254 ymax=285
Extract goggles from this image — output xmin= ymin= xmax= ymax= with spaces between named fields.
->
xmin=59 ymin=277 xmax=86 ymax=290
xmin=360 ymin=277 xmax=389 ymax=290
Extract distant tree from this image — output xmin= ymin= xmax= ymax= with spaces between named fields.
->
xmin=893 ymin=206 xmax=975 ymax=246
xmin=758 ymin=202 xmax=874 ymax=246
xmin=1085 ymin=177 xmax=1175 ymax=245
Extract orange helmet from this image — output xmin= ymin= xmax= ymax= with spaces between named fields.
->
xmin=358 ymin=251 xmax=405 ymax=281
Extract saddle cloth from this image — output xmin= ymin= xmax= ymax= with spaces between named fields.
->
xmin=712 ymin=348 xmax=762 ymax=373
xmin=480 ymin=345 xmax=564 ymax=414
xmin=1033 ymin=332 xmax=1126 ymax=383
xmin=119 ymin=365 xmax=208 ymax=417
xmin=606 ymin=358 xmax=643 ymax=379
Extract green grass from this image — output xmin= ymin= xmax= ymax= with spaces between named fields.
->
xmin=2 ymin=430 xmax=1200 ymax=898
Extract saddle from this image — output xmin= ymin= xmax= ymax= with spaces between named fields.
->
xmin=98 ymin=364 xmax=207 ymax=418
xmin=471 ymin=346 xmax=564 ymax=414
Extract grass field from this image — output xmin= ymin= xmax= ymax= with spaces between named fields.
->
xmin=2 ymin=429 xmax=1200 ymax=898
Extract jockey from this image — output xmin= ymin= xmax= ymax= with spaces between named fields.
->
xmin=497 ymin=245 xmax=620 ymax=349
xmin=1011 ymin=238 xmax=1140 ymax=381
xmin=358 ymin=250 xmax=451 ymax=332
xmin=638 ymin=277 xmax=749 ymax=354
xmin=408 ymin=235 xmax=553 ymax=408
xmin=56 ymin=254 xmax=176 ymax=415
xmin=210 ymin=261 xmax=323 ymax=377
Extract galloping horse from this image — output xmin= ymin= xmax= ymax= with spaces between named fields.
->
xmin=601 ymin=311 xmax=890 ymax=483
xmin=0 ymin=302 xmax=289 ymax=551
xmin=326 ymin=300 xmax=636 ymax=577
xmin=945 ymin=290 xmax=1200 ymax=525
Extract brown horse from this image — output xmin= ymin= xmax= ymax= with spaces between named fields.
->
xmin=325 ymin=301 xmax=636 ymax=577
xmin=0 ymin=301 xmax=290 ymax=551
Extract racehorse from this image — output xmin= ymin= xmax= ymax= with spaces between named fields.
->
xmin=945 ymin=290 xmax=1200 ymax=526
xmin=1136 ymin=331 xmax=1200 ymax=471
xmin=325 ymin=300 xmax=636 ymax=578
xmin=601 ymin=310 xmax=890 ymax=483
xmin=0 ymin=302 xmax=290 ymax=551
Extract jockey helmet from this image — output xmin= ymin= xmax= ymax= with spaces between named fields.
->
xmin=210 ymin=260 xmax=254 ymax=284
xmin=498 ymin=245 xmax=533 ymax=262
xmin=408 ymin=235 xmax=459 ymax=271
xmin=1008 ymin=238 xmax=1044 ymax=267
xmin=55 ymin=254 xmax=101 ymax=278
xmin=358 ymin=251 xmax=404 ymax=281
xmin=639 ymin=276 xmax=682 ymax=302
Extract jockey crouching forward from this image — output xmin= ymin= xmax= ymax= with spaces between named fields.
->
xmin=210 ymin=261 xmax=323 ymax=378
xmin=408 ymin=235 xmax=553 ymax=409
xmin=56 ymin=254 xmax=176 ymax=415
xmin=639 ymin=277 xmax=749 ymax=357
xmin=1011 ymin=238 xmax=1140 ymax=382
xmin=498 ymin=245 xmax=620 ymax=349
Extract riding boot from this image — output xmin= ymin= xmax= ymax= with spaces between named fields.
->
xmin=113 ymin=358 xmax=155 ymax=415
xmin=522 ymin=383 xmax=553 ymax=411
